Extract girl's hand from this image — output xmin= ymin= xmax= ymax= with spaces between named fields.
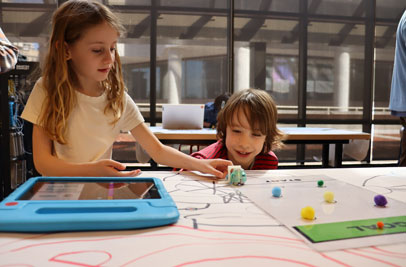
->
xmin=91 ymin=159 xmax=141 ymax=177
xmin=200 ymin=159 xmax=233 ymax=179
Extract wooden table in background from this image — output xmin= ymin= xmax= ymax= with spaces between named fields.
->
xmin=150 ymin=126 xmax=371 ymax=167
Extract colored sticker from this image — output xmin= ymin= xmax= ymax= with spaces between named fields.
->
xmin=294 ymin=216 xmax=406 ymax=243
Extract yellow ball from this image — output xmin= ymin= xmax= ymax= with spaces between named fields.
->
xmin=324 ymin=191 xmax=335 ymax=203
xmin=301 ymin=206 xmax=315 ymax=220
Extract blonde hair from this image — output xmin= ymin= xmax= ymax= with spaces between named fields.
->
xmin=40 ymin=0 xmax=126 ymax=144
xmin=216 ymin=89 xmax=285 ymax=153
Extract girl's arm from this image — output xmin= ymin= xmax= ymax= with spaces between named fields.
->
xmin=130 ymin=123 xmax=232 ymax=178
xmin=32 ymin=124 xmax=140 ymax=177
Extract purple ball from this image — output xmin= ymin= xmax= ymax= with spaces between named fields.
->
xmin=374 ymin=195 xmax=387 ymax=207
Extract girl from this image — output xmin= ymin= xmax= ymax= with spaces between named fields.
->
xmin=21 ymin=0 xmax=231 ymax=178
xmin=192 ymin=89 xmax=285 ymax=170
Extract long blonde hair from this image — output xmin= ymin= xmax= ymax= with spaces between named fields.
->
xmin=40 ymin=0 xmax=126 ymax=144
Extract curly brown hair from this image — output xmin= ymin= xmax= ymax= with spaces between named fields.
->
xmin=216 ymin=89 xmax=285 ymax=153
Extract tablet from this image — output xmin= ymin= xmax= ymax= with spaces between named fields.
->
xmin=0 ymin=177 xmax=179 ymax=232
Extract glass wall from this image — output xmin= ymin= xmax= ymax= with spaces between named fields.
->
xmin=307 ymin=21 xmax=365 ymax=115
xmin=1 ymin=0 xmax=405 ymax=165
xmin=156 ymin=11 xmax=227 ymax=104
xmin=117 ymin=9 xmax=151 ymax=104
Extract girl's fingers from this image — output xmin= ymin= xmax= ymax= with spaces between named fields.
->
xmin=104 ymin=159 xmax=126 ymax=171
xmin=131 ymin=169 xmax=142 ymax=176
xmin=117 ymin=169 xmax=141 ymax=177
xmin=210 ymin=167 xmax=227 ymax=179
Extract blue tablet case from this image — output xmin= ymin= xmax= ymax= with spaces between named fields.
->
xmin=0 ymin=177 xmax=179 ymax=232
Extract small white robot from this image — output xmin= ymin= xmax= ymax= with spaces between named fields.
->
xmin=226 ymin=165 xmax=247 ymax=186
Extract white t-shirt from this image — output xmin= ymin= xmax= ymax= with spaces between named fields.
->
xmin=21 ymin=78 xmax=144 ymax=163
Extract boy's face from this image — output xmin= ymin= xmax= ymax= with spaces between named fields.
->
xmin=66 ymin=22 xmax=118 ymax=91
xmin=225 ymin=108 xmax=266 ymax=169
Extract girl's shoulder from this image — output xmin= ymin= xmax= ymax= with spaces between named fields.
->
xmin=32 ymin=77 xmax=45 ymax=91
xmin=28 ymin=77 xmax=46 ymax=98
xmin=122 ymin=91 xmax=137 ymax=109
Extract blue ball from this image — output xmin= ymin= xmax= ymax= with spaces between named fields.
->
xmin=272 ymin=186 xmax=282 ymax=197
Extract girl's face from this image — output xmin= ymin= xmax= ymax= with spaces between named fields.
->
xmin=66 ymin=21 xmax=118 ymax=94
xmin=225 ymin=108 xmax=266 ymax=169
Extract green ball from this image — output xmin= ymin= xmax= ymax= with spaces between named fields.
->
xmin=317 ymin=180 xmax=324 ymax=187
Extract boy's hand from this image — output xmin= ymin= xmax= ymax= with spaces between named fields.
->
xmin=91 ymin=159 xmax=141 ymax=177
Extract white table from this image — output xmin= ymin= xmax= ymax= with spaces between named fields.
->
xmin=0 ymin=167 xmax=404 ymax=266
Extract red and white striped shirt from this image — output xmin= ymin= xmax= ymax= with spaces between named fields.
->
xmin=191 ymin=140 xmax=278 ymax=170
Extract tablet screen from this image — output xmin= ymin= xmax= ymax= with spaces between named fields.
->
xmin=18 ymin=180 xmax=161 ymax=200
